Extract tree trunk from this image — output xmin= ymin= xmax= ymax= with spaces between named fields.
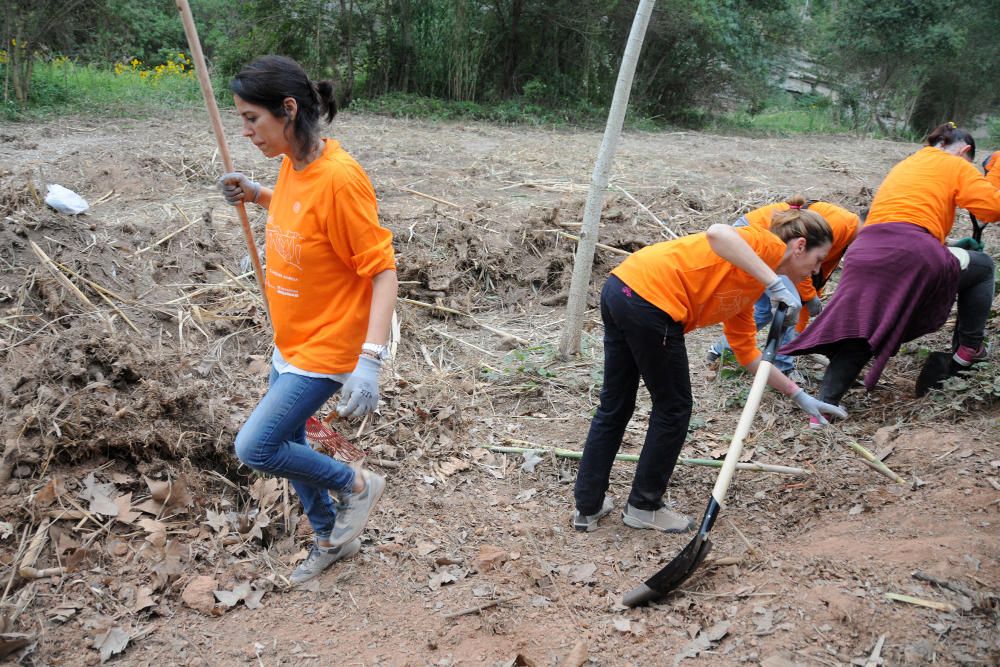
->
xmin=501 ymin=0 xmax=522 ymax=97
xmin=558 ymin=0 xmax=656 ymax=359
xmin=339 ymin=0 xmax=355 ymax=105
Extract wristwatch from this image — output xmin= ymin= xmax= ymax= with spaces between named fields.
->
xmin=361 ymin=343 xmax=389 ymax=361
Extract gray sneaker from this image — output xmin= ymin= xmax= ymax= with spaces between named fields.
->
xmin=573 ymin=496 xmax=614 ymax=532
xmin=290 ymin=538 xmax=361 ymax=584
xmin=622 ymin=503 xmax=694 ymax=533
xmin=328 ymin=469 xmax=385 ymax=547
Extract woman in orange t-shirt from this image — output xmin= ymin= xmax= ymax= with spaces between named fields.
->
xmin=783 ymin=123 xmax=1000 ymax=407
xmin=572 ymin=210 xmax=846 ymax=534
xmin=706 ymin=198 xmax=862 ymax=375
xmin=218 ymin=56 xmax=398 ymax=584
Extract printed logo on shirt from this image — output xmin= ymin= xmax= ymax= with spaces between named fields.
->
xmin=710 ymin=289 xmax=750 ymax=318
xmin=266 ymin=226 xmax=303 ymax=269
xmin=292 ymin=201 xmax=302 ymax=214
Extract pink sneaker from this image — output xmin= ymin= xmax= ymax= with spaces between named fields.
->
xmin=953 ymin=344 xmax=988 ymax=367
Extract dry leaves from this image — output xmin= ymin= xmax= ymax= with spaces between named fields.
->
xmin=215 ymin=582 xmax=266 ymax=610
xmin=92 ymin=626 xmax=130 ymax=663
xmin=674 ymin=621 xmax=731 ymax=665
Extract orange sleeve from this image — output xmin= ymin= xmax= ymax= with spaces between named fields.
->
xmin=795 ymin=306 xmax=810 ymax=333
xmin=956 ymin=158 xmax=1000 ymax=224
xmin=328 ymin=172 xmax=396 ymax=278
xmin=796 ymin=275 xmax=816 ymax=304
xmin=986 ymin=151 xmax=1000 ymax=189
xmin=722 ymin=307 xmax=761 ymax=367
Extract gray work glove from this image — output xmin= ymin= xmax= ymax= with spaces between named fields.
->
xmin=218 ymin=172 xmax=260 ymax=206
xmin=805 ymin=296 xmax=823 ymax=317
xmin=791 ymin=388 xmax=847 ymax=424
xmin=765 ymin=275 xmax=801 ymax=319
xmin=336 ymin=355 xmax=381 ymax=418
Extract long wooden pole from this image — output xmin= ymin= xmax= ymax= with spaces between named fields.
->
xmin=175 ymin=0 xmax=270 ymax=323
xmin=486 ymin=444 xmax=809 ymax=476
xmin=558 ymin=0 xmax=656 ymax=358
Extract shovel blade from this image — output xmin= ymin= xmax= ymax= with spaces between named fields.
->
xmin=622 ymin=533 xmax=712 ymax=607
xmin=622 ymin=496 xmax=721 ymax=607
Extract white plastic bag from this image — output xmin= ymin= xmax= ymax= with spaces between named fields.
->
xmin=44 ymin=184 xmax=89 ymax=215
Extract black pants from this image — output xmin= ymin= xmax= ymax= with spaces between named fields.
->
xmin=953 ymin=249 xmax=995 ymax=351
xmin=574 ymin=275 xmax=692 ymax=515
xmin=818 ymin=249 xmax=995 ymax=406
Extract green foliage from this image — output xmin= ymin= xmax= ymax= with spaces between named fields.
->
xmin=349 ymin=91 xmax=653 ymax=128
xmin=7 ymin=0 xmax=995 ymax=132
xmin=988 ymin=117 xmax=1000 ymax=147
xmin=812 ymin=0 xmax=1000 ymax=135
xmin=10 ymin=56 xmax=202 ymax=117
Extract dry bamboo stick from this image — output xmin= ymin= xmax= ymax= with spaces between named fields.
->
xmin=612 ymin=184 xmax=679 ymax=238
xmin=488 ymin=443 xmax=809 ymax=476
xmin=845 ymin=440 xmax=907 ymax=485
xmin=444 ymin=594 xmax=520 ymax=620
xmin=18 ymin=520 xmax=50 ymax=578
xmin=885 ymin=592 xmax=956 ymax=612
xmin=551 ymin=230 xmax=631 ymax=257
xmin=135 ymin=218 xmax=196 ymax=254
xmin=19 ymin=566 xmax=66 ymax=580
xmin=45 ymin=259 xmax=139 ymax=332
xmin=398 ymin=186 xmax=461 ymax=209
xmin=400 ymin=297 xmax=529 ymax=345
xmin=53 ymin=260 xmax=130 ymax=303
xmin=28 ymin=241 xmax=111 ymax=329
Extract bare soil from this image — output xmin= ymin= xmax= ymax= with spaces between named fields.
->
xmin=0 ymin=110 xmax=997 ymax=666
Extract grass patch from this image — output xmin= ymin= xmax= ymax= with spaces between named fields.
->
xmin=2 ymin=55 xmax=213 ymax=121
xmin=347 ymin=92 xmax=662 ymax=130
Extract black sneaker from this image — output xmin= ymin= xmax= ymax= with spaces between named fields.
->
xmin=572 ymin=496 xmax=614 ymax=532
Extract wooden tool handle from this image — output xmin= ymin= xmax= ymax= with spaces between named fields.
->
xmin=175 ymin=0 xmax=270 ymax=324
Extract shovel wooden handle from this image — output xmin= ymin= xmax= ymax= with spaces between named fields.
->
xmin=175 ymin=0 xmax=270 ymax=324
xmin=711 ymin=304 xmax=787 ymax=507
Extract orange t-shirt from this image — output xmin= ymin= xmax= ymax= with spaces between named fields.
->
xmin=986 ymin=151 xmax=1000 ymax=188
xmin=611 ymin=226 xmax=786 ymax=366
xmin=744 ymin=201 xmax=860 ymax=330
xmin=866 ymin=146 xmax=1000 ymax=243
xmin=266 ymin=139 xmax=396 ymax=374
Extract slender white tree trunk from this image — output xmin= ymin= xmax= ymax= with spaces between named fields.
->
xmin=558 ymin=0 xmax=656 ymax=358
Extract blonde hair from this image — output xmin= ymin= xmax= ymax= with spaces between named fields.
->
xmin=770 ymin=195 xmax=832 ymax=249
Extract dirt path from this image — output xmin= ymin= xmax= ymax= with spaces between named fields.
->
xmin=0 ymin=111 xmax=996 ymax=666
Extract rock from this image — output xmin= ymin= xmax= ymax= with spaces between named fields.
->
xmin=181 ymin=575 xmax=219 ymax=615
xmin=475 ymin=545 xmax=507 ymax=572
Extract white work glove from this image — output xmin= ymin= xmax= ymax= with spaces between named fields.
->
xmin=218 ymin=172 xmax=261 ymax=206
xmin=791 ymin=388 xmax=847 ymax=424
xmin=765 ymin=276 xmax=801 ymax=321
xmin=805 ymin=296 xmax=823 ymax=318
xmin=336 ymin=355 xmax=381 ymax=418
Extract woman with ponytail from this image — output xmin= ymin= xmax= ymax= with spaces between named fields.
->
xmin=783 ymin=122 xmax=1000 ymax=415
xmin=706 ymin=195 xmax=863 ymax=377
xmin=572 ymin=210 xmax=846 ymax=534
xmin=218 ymin=56 xmax=397 ymax=584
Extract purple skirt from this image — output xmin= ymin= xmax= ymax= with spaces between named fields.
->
xmin=781 ymin=222 xmax=959 ymax=389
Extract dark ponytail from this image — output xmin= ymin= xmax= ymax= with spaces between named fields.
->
xmin=315 ymin=80 xmax=337 ymax=123
xmin=230 ymin=55 xmax=338 ymax=161
xmin=927 ymin=122 xmax=976 ymax=161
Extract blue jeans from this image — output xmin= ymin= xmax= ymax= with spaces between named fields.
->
xmin=234 ymin=366 xmax=355 ymax=540
xmin=708 ymin=279 xmax=798 ymax=373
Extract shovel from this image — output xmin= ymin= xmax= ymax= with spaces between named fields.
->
xmin=623 ymin=303 xmax=788 ymax=607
